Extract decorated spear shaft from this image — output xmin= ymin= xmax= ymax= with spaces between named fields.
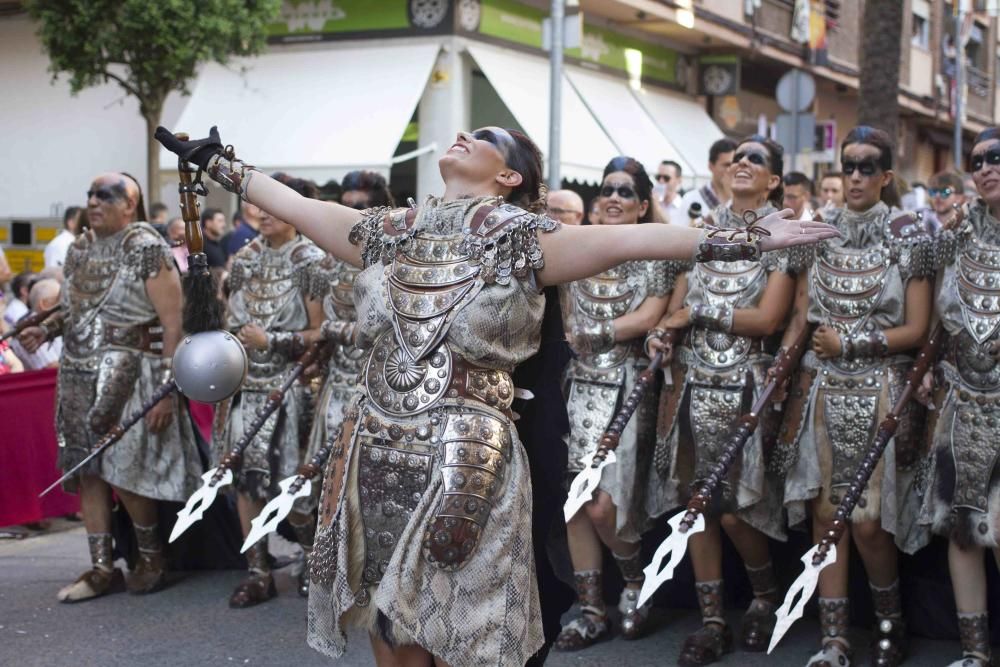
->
xmin=564 ymin=328 xmax=681 ymax=522
xmin=637 ymin=326 xmax=810 ymax=607
xmin=40 ymin=380 xmax=177 ymax=497
xmin=769 ymin=323 xmax=944 ymax=653
xmin=1 ymin=304 xmax=62 ymax=343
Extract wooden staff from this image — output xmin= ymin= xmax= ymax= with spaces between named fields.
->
xmin=1 ymin=304 xmax=61 ymax=343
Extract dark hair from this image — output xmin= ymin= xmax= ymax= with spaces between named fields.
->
xmin=63 ymin=206 xmax=82 ymax=229
xmin=709 ymin=138 xmax=738 ymax=165
xmin=660 ymin=159 xmax=683 ymax=177
xmin=341 ymin=170 xmax=395 ymax=208
xmin=840 ymin=125 xmax=900 ymax=207
xmin=821 ymin=171 xmax=843 ymax=182
xmin=319 ymin=179 xmax=343 ymax=203
xmin=200 ymin=207 xmax=223 ymax=225
xmin=929 ymin=171 xmax=965 ymax=192
xmin=120 ymin=171 xmax=147 ymax=222
xmin=783 ymin=171 xmax=813 ymax=194
xmin=973 ymin=127 xmax=1000 ymax=147
xmin=736 ymin=134 xmax=785 ymax=208
xmin=149 ymin=202 xmax=168 ymax=219
xmin=504 ymin=129 xmax=546 ymax=213
xmin=285 ymin=177 xmax=321 ymax=200
xmin=12 ymin=271 xmax=35 ymax=300
xmin=603 ymin=156 xmax=656 ymax=223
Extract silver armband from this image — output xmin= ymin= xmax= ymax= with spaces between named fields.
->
xmin=206 ymin=151 xmax=258 ymax=201
xmin=691 ymin=303 xmax=734 ymax=332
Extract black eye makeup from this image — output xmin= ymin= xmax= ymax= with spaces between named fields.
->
xmin=971 ymin=147 xmax=1000 ymax=173
xmin=733 ymin=150 xmax=769 ymax=167
xmin=86 ymin=184 xmax=126 ymax=203
xmin=840 ymin=159 xmax=880 ymax=177
xmin=600 ymin=184 xmax=638 ymax=199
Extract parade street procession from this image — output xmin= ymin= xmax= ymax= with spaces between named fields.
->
xmin=10 ymin=2 xmax=1000 ymax=667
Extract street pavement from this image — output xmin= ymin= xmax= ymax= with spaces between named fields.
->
xmin=1 ymin=526 xmax=959 ymax=666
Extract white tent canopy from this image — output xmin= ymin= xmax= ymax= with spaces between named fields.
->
xmin=160 ymin=42 xmax=441 ymax=183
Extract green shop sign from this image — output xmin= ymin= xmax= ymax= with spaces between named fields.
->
xmin=267 ymin=0 xmax=445 ymax=41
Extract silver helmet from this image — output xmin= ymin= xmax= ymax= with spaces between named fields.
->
xmin=172 ymin=330 xmax=248 ymax=403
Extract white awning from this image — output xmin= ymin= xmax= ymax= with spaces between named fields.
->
xmin=160 ymin=42 xmax=441 ymax=183
xmin=630 ymin=85 xmax=726 ymax=185
xmin=563 ymin=65 xmax=695 ymax=182
xmin=467 ymin=43 xmax=616 ymax=184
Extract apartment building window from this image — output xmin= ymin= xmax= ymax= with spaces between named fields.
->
xmin=912 ymin=0 xmax=930 ymax=49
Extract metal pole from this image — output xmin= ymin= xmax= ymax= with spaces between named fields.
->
xmin=548 ymin=0 xmax=564 ymax=189
xmin=791 ymin=71 xmax=800 ymax=171
xmin=954 ymin=5 xmax=965 ymax=170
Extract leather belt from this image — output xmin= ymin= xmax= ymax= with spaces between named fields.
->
xmin=449 ymin=357 xmax=515 ymax=412
xmin=102 ymin=321 xmax=163 ymax=352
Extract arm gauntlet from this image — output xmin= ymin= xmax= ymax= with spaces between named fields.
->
xmin=569 ymin=320 xmax=616 ymax=356
xmin=839 ymin=330 xmax=889 ymax=360
xmin=320 ymin=320 xmax=356 ymax=346
xmin=690 ymin=303 xmax=734 ymax=332
xmin=694 ymin=227 xmax=762 ymax=263
xmin=206 ymin=149 xmax=258 ymax=201
xmin=267 ymin=331 xmax=305 ymax=358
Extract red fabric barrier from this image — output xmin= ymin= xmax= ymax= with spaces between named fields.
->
xmin=0 ymin=368 xmax=79 ymax=527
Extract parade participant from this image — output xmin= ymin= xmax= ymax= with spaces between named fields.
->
xmin=555 ymin=156 xmax=681 ymax=650
xmin=920 ymin=126 xmax=1000 ymax=667
xmin=156 ymin=124 xmax=836 ymax=666
xmin=20 ymin=172 xmax=200 ymax=601
xmin=646 ymin=135 xmax=799 ymax=665
xmin=219 ymin=176 xmax=324 ymax=607
xmin=779 ymin=126 xmax=934 ymax=667
xmin=293 ymin=171 xmax=394 ymax=598
xmin=679 ymin=138 xmax=737 ymax=222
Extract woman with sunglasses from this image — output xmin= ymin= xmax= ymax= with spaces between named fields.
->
xmin=554 ymin=157 xmax=684 ymax=650
xmin=920 ymin=127 xmax=1000 ymax=667
xmin=289 ymin=172 xmax=397 ymax=599
xmin=645 ymin=135 xmax=802 ymax=666
xmin=156 ymin=125 xmax=834 ymax=666
xmin=777 ymin=126 xmax=936 ymax=667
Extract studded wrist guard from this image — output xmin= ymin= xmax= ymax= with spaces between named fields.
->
xmin=839 ymin=330 xmax=889 ymax=360
xmin=570 ymin=320 xmax=616 ymax=356
xmin=267 ymin=331 xmax=304 ymax=358
xmin=694 ymin=226 xmax=762 ymax=263
xmin=690 ymin=303 xmax=734 ymax=332
xmin=320 ymin=320 xmax=355 ymax=346
xmin=206 ymin=148 xmax=258 ymax=201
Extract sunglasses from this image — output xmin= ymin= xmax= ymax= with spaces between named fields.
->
xmin=656 ymin=174 xmax=672 ymax=183
xmin=86 ymin=185 xmax=126 ymax=203
xmin=971 ymin=147 xmax=1000 ymax=172
xmin=733 ymin=150 xmax=769 ymax=167
xmin=600 ymin=184 xmax=638 ymax=199
xmin=841 ymin=159 xmax=881 ymax=177
xmin=928 ymin=187 xmax=955 ymax=198
xmin=547 ymin=206 xmax=582 ymax=216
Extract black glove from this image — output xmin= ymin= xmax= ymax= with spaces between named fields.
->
xmin=154 ymin=126 xmax=224 ymax=170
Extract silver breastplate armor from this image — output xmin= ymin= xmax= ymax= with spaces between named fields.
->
xmin=812 ymin=243 xmax=892 ymax=373
xmin=242 ymin=254 xmax=300 ymax=328
xmin=689 ymin=260 xmax=764 ymax=369
xmin=954 ymin=239 xmax=1000 ymax=389
xmin=570 ymin=263 xmax=643 ymax=368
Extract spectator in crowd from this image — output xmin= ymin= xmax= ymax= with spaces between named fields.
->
xmin=44 ymin=206 xmax=83 ymax=269
xmin=920 ymin=171 xmax=967 ymax=231
xmin=224 ymin=203 xmax=263 ymax=256
xmin=11 ymin=278 xmax=62 ymax=370
xmin=656 ymin=159 xmax=685 ymax=224
xmin=783 ymin=171 xmax=815 ymax=220
xmin=148 ymin=201 xmax=169 ymax=238
xmin=164 ymin=217 xmax=189 ymax=272
xmin=0 ymin=331 xmax=23 ymax=374
xmin=0 ymin=244 xmax=12 ymax=287
xmin=318 ymin=179 xmax=343 ymax=203
xmin=340 ymin=170 xmax=389 ymax=209
xmin=4 ymin=271 xmax=34 ymax=328
xmin=819 ymin=171 xmax=845 ymax=209
xmin=546 ymin=189 xmax=585 ymax=226
xmin=587 ymin=199 xmax=601 ymax=225
xmin=678 ymin=138 xmax=737 ymax=226
xmin=200 ymin=208 xmax=229 ymax=268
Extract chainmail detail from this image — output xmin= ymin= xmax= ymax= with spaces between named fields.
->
xmin=612 ymin=548 xmax=646 ymax=584
xmin=347 ymin=206 xmax=397 ymax=268
xmin=869 ymin=579 xmax=903 ymax=620
xmin=87 ymin=532 xmax=114 ymax=572
xmin=818 ymin=597 xmax=850 ymax=647
xmin=695 ymin=579 xmax=725 ymax=624
xmin=957 ymin=612 xmax=992 ymax=661
xmin=132 ymin=522 xmax=161 ymax=555
xmin=647 ymin=259 xmax=689 ymax=296
xmin=124 ymin=240 xmax=175 ymax=282
xmin=745 ymin=561 xmax=778 ymax=599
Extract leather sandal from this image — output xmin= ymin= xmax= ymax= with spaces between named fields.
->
xmin=678 ymin=622 xmax=733 ymax=666
xmin=126 ymin=552 xmax=168 ymax=595
xmin=741 ymin=598 xmax=777 ymax=652
xmin=806 ymin=640 xmax=852 ymax=667
xmin=618 ymin=587 xmax=651 ymax=640
xmin=554 ymin=612 xmax=611 ymax=651
xmin=870 ymin=618 xmax=907 ymax=667
xmin=57 ymin=568 xmax=125 ymax=603
xmin=228 ymin=573 xmax=277 ymax=609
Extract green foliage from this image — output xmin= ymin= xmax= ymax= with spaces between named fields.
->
xmin=25 ymin=0 xmax=281 ymax=117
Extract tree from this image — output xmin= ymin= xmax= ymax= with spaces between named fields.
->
xmin=25 ymin=0 xmax=281 ymax=199
xmin=857 ymin=0 xmax=903 ymax=142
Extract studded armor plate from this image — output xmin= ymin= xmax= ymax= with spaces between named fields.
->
xmin=949 ymin=394 xmax=1000 ymax=512
xmin=822 ymin=391 xmax=880 ymax=496
xmin=364 ymin=331 xmax=453 ymax=416
xmin=957 ymin=238 xmax=1000 ymax=345
xmin=688 ymin=260 xmax=764 ymax=369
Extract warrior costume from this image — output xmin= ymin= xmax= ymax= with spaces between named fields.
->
xmin=306 ymin=197 xmax=557 ymax=665
xmin=55 ymin=222 xmax=199 ymax=499
xmin=781 ymin=202 xmax=934 ymax=552
xmin=217 ymin=234 xmax=323 ymax=499
xmin=922 ymin=199 xmax=1000 ymax=558
xmin=647 ymin=204 xmax=794 ymax=541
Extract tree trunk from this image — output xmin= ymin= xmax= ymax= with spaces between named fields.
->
xmin=143 ymin=107 xmax=162 ymax=218
xmin=857 ymin=0 xmax=903 ymax=143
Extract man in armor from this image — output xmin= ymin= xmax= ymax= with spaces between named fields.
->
xmin=21 ymin=172 xmax=201 ymax=601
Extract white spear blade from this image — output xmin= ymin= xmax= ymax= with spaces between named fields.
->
xmin=563 ymin=450 xmax=617 ymax=523
xmin=241 ymin=475 xmax=313 ymax=553
xmin=168 ymin=467 xmax=233 ymax=543
xmin=768 ymin=543 xmax=837 ymax=654
xmin=637 ymin=511 xmax=705 ymax=608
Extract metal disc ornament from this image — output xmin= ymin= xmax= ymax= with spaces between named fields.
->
xmin=172 ymin=330 xmax=248 ymax=403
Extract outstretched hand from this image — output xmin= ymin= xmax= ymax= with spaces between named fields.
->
xmin=154 ymin=125 xmax=224 ymax=170
xmin=755 ymin=208 xmax=841 ymax=252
